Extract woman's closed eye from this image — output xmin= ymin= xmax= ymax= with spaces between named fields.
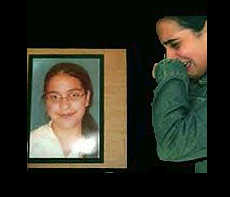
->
xmin=170 ymin=42 xmax=180 ymax=49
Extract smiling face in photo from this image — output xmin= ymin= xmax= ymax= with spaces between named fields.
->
xmin=45 ymin=73 xmax=91 ymax=130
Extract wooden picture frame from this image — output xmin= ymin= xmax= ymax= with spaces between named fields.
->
xmin=27 ymin=48 xmax=127 ymax=168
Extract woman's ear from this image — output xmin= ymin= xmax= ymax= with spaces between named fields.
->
xmin=203 ymin=20 xmax=207 ymax=33
xmin=200 ymin=20 xmax=207 ymax=43
xmin=197 ymin=20 xmax=207 ymax=38
xmin=85 ymin=90 xmax=91 ymax=107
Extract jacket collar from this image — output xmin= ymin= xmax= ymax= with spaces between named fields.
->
xmin=190 ymin=72 xmax=207 ymax=85
xmin=199 ymin=72 xmax=207 ymax=85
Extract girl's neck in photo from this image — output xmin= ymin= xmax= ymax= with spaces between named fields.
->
xmin=51 ymin=122 xmax=83 ymax=139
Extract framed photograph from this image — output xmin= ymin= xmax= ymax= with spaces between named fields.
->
xmin=27 ymin=49 xmax=127 ymax=168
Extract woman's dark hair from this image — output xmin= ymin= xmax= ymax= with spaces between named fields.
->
xmin=44 ymin=63 xmax=98 ymax=136
xmin=158 ymin=16 xmax=207 ymax=33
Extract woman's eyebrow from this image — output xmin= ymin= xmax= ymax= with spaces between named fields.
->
xmin=162 ymin=38 xmax=178 ymax=46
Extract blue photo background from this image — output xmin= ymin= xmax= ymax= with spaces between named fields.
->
xmin=29 ymin=56 xmax=101 ymax=132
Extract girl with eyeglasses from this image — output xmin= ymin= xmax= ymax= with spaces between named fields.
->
xmin=29 ymin=63 xmax=99 ymax=158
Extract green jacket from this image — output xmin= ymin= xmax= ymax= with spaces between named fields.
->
xmin=152 ymin=58 xmax=207 ymax=173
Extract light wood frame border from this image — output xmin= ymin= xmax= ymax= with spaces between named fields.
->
xmin=27 ymin=48 xmax=127 ymax=168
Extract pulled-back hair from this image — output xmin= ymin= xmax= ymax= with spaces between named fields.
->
xmin=158 ymin=16 xmax=207 ymax=33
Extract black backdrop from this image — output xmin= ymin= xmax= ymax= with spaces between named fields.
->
xmin=26 ymin=3 xmax=207 ymax=174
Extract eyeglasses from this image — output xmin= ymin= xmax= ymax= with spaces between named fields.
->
xmin=44 ymin=90 xmax=86 ymax=104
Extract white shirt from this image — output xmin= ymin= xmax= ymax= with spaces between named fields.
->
xmin=29 ymin=121 xmax=98 ymax=158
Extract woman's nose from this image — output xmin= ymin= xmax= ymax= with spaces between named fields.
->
xmin=166 ymin=48 xmax=178 ymax=59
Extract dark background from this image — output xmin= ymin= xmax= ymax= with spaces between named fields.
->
xmin=27 ymin=2 xmax=207 ymax=174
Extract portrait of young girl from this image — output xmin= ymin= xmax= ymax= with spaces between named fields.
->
xmin=28 ymin=62 xmax=101 ymax=159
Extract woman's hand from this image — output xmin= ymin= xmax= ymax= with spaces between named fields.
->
xmin=152 ymin=58 xmax=185 ymax=79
